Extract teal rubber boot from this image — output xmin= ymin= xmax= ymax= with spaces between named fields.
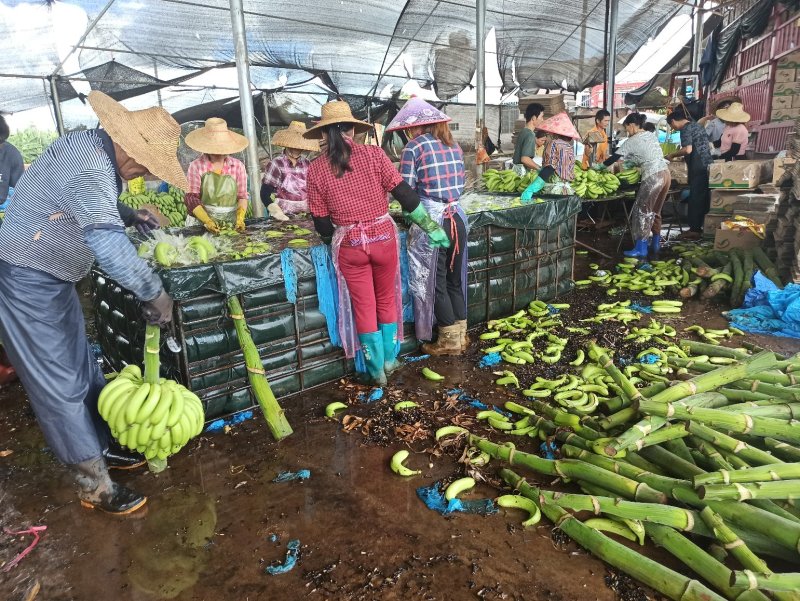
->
xmin=379 ymin=323 xmax=401 ymax=375
xmin=623 ymin=239 xmax=649 ymax=258
xmin=357 ymin=332 xmax=387 ymax=386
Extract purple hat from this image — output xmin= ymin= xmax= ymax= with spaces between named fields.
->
xmin=385 ymin=97 xmax=451 ymax=132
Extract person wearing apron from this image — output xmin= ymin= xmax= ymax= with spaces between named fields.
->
xmin=521 ymin=112 xmax=581 ymax=202
xmin=305 ymin=101 xmax=449 ymax=385
xmin=261 ymin=121 xmax=320 ymax=221
xmin=385 ymin=97 xmax=468 ymax=355
xmin=183 ymin=118 xmax=250 ymax=233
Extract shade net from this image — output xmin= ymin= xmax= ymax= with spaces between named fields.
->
xmin=1 ymin=0 xmax=683 ymax=118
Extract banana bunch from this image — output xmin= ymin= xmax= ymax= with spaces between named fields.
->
xmin=186 ymin=236 xmax=216 ymax=264
xmin=572 ymin=166 xmax=621 ymax=199
xmin=617 ymin=167 xmax=641 ymax=185
xmin=482 ymin=169 xmax=537 ymax=193
xmin=98 ymin=326 xmax=204 ymax=462
xmin=119 ymin=186 xmax=188 ymax=227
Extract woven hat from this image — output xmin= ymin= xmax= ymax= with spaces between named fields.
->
xmin=304 ymin=101 xmax=371 ymax=139
xmin=715 ymin=102 xmax=750 ymax=124
xmin=711 ymin=95 xmax=742 ymax=113
xmin=87 ymin=91 xmax=188 ymax=189
xmin=272 ymin=121 xmax=320 ymax=152
xmin=537 ymin=112 xmax=581 ymax=140
xmin=184 ymin=117 xmax=249 ymax=155
xmin=385 ymin=97 xmax=451 ymax=132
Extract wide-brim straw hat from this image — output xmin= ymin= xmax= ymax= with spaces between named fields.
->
xmin=304 ymin=101 xmax=371 ymax=139
xmin=272 ymin=121 xmax=319 ymax=152
xmin=184 ymin=117 xmax=250 ymax=155
xmin=385 ymin=97 xmax=451 ymax=132
xmin=712 ymin=95 xmax=742 ymax=113
xmin=87 ymin=91 xmax=188 ymax=190
xmin=715 ymin=102 xmax=750 ymax=124
xmin=537 ymin=112 xmax=581 ymax=140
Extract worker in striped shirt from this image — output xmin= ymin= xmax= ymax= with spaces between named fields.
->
xmin=0 ymin=91 xmax=188 ymax=516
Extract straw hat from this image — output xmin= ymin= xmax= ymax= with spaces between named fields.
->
xmin=715 ymin=102 xmax=750 ymax=124
xmin=87 ymin=90 xmax=188 ymax=190
xmin=385 ymin=97 xmax=451 ymax=132
xmin=304 ymin=101 xmax=371 ymax=139
xmin=711 ymin=95 xmax=742 ymax=113
xmin=184 ymin=117 xmax=250 ymax=155
xmin=272 ymin=121 xmax=320 ymax=152
xmin=537 ymin=112 xmax=581 ymax=140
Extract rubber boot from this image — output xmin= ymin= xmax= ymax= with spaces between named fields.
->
xmin=650 ymin=234 xmax=661 ymax=255
xmin=623 ymin=239 xmax=649 ymax=258
xmin=357 ymin=332 xmax=387 ymax=386
xmin=455 ymin=320 xmax=470 ymax=351
xmin=71 ymin=457 xmax=147 ymax=515
xmin=421 ymin=324 xmax=462 ymax=356
xmin=379 ymin=323 xmax=401 ymax=375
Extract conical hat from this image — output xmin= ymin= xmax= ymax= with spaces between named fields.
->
xmin=272 ymin=121 xmax=319 ymax=152
xmin=715 ymin=102 xmax=750 ymax=124
xmin=184 ymin=117 xmax=249 ymax=155
xmin=537 ymin=112 xmax=581 ymax=140
xmin=385 ymin=97 xmax=451 ymax=132
xmin=87 ymin=91 xmax=188 ymax=190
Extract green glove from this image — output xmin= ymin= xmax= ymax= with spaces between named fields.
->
xmin=407 ymin=205 xmax=450 ymax=249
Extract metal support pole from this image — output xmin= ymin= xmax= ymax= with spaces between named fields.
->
xmin=262 ymin=92 xmax=273 ymax=161
xmin=229 ymin=0 xmax=264 ymax=217
xmin=691 ymin=0 xmax=704 ymax=72
xmin=474 ymin=0 xmax=486 ymax=176
xmin=51 ymin=0 xmax=117 ymax=77
xmin=153 ymin=59 xmax=163 ymax=107
xmin=604 ymin=0 xmax=620 ymax=139
xmin=49 ymin=76 xmax=65 ymax=136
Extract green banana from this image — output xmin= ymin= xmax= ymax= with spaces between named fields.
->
xmin=390 ymin=450 xmax=421 ymax=477
xmin=496 ymin=494 xmax=541 ymax=526
xmin=444 ymin=477 xmax=476 ymax=501
xmin=422 ymin=367 xmax=444 ymax=381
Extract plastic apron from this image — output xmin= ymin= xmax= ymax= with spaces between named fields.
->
xmin=275 ymin=165 xmax=309 ymax=215
xmin=330 ymin=214 xmax=404 ymax=358
xmin=186 ymin=171 xmax=239 ymax=226
xmin=407 ymin=197 xmax=469 ymax=341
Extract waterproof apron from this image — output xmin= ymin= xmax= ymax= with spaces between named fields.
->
xmin=407 ymin=197 xmax=469 ymax=341
xmin=330 ymin=214 xmax=404 ymax=358
xmin=186 ymin=171 xmax=239 ymax=226
xmin=275 ymin=165 xmax=309 ymax=215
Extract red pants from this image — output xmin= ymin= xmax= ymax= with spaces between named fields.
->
xmin=338 ymin=238 xmax=399 ymax=334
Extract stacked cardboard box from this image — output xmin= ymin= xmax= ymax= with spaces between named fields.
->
xmin=772 ymin=52 xmax=800 ymax=123
xmin=784 ymin=118 xmax=800 ymax=282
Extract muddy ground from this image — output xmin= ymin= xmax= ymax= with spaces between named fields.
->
xmin=2 ymin=230 xmax=799 ymax=601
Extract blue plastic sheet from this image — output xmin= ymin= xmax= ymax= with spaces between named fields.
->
xmin=726 ymin=273 xmax=800 ymax=339
xmin=204 ymin=410 xmax=254 ymax=433
xmin=404 ymin=354 xmax=430 ymax=363
xmin=629 ymin=302 xmax=653 ymax=314
xmin=639 ymin=353 xmax=660 ymax=364
xmin=478 ymin=352 xmax=502 ymax=368
xmin=280 ymin=248 xmax=298 ymax=304
xmin=357 ymin=387 xmax=384 ymax=403
xmin=272 ymin=470 xmax=311 ymax=482
xmin=540 ymin=441 xmax=558 ymax=459
xmin=311 ymin=245 xmax=341 ymax=346
xmin=416 ymin=482 xmax=497 ymax=516
xmin=398 ymin=231 xmax=415 ymax=322
xmin=265 ymin=539 xmax=301 ymax=575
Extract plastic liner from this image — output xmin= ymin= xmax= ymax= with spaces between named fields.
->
xmin=416 ymin=482 xmax=498 ymax=516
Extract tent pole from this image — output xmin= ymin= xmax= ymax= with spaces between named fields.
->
xmin=604 ymin=0 xmax=620 ymax=139
xmin=475 ymin=0 xmax=486 ymax=176
xmin=691 ymin=0 xmax=704 ymax=72
xmin=229 ymin=0 xmax=264 ymax=217
xmin=49 ymin=76 xmax=66 ymax=136
xmin=262 ymin=92 xmax=273 ymax=161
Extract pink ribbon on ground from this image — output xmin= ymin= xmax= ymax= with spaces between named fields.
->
xmin=3 ymin=525 xmax=47 ymax=572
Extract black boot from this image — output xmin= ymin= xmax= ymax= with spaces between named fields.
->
xmin=103 ymin=443 xmax=146 ymax=470
xmin=71 ymin=457 xmax=147 ymax=516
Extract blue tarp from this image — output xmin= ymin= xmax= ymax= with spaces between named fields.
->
xmin=726 ymin=272 xmax=800 ymax=339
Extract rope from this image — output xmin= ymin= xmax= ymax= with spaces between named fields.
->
xmin=743 ymin=570 xmax=758 ymax=590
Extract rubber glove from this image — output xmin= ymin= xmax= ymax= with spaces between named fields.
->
xmin=267 ymin=202 xmax=290 ymax=222
xmin=235 ymin=207 xmax=246 ymax=232
xmin=320 ymin=235 xmax=332 ymax=245
xmin=407 ymin=205 xmax=450 ymax=249
xmin=520 ymin=177 xmax=546 ymax=203
xmin=142 ymin=289 xmax=174 ymax=325
xmin=192 ymin=206 xmax=220 ymax=234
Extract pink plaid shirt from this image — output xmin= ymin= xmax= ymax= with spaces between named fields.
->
xmin=186 ymin=155 xmax=248 ymax=199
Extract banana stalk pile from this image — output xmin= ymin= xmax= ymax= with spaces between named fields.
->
xmin=572 ymin=165 xmax=623 ymax=199
xmin=482 ymin=169 xmax=538 ymax=193
xmin=119 ymin=187 xmax=188 ymax=228
xmin=439 ymin=318 xmax=800 ymax=601
xmin=575 ymin=257 xmax=693 ymax=298
xmin=98 ymin=325 xmax=204 ymax=469
xmin=674 ymin=243 xmax=783 ymax=305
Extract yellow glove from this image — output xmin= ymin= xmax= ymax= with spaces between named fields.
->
xmin=192 ymin=206 xmax=220 ymax=234
xmin=235 ymin=207 xmax=246 ymax=232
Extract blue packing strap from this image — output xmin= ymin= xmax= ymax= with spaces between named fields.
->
xmin=280 ymin=248 xmax=298 ymax=304
xmin=467 ymin=399 xmax=488 ymax=410
xmin=638 ymin=263 xmax=654 ymax=272
xmin=478 ymin=352 xmax=502 ymax=368
xmin=639 ymin=353 xmax=660 ymax=365
xmin=416 ymin=482 xmax=497 ymax=516
xmin=272 ymin=469 xmax=311 ymax=482
xmin=547 ymin=304 xmax=560 ymax=314
xmin=310 ymin=245 xmax=341 ymax=346
xmin=357 ymin=387 xmax=384 ymax=403
xmin=446 ymin=388 xmax=463 ymax=396
xmin=629 ymin=302 xmax=653 ymax=314
xmin=205 ymin=410 xmax=254 ymax=433
xmin=540 ymin=441 xmax=558 ymax=460
xmin=265 ymin=539 xmax=301 ymax=575
xmin=398 ymin=231 xmax=415 ymax=322
xmin=404 ymin=354 xmax=430 ymax=363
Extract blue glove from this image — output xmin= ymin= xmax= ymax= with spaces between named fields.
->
xmin=520 ymin=177 xmax=546 ymax=203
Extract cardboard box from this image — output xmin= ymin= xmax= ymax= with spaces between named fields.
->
xmin=668 ymin=161 xmax=688 ymax=185
xmin=714 ymin=229 xmax=763 ymax=251
xmin=775 ymin=68 xmax=797 ymax=83
xmin=709 ymin=190 xmax=743 ymax=214
xmin=708 ymin=160 xmax=772 ymax=189
xmin=773 ymin=82 xmax=799 ymax=96
xmin=794 ymin=95 xmax=800 ymax=109
xmin=773 ymin=157 xmax=797 ymax=185
xmin=704 ymin=213 xmax=728 ymax=236
xmin=731 ymin=194 xmax=780 ymax=214
xmin=773 ymin=95 xmax=794 ymax=110
xmin=772 ymin=108 xmax=800 ymax=121
xmin=777 ymin=51 xmax=800 ymax=69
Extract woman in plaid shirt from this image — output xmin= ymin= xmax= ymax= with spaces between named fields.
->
xmin=305 ymin=101 xmax=449 ymax=385
xmin=386 ymin=97 xmax=468 ymax=355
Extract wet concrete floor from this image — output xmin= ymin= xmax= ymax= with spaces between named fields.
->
xmin=2 ymin=233 xmax=799 ymax=601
